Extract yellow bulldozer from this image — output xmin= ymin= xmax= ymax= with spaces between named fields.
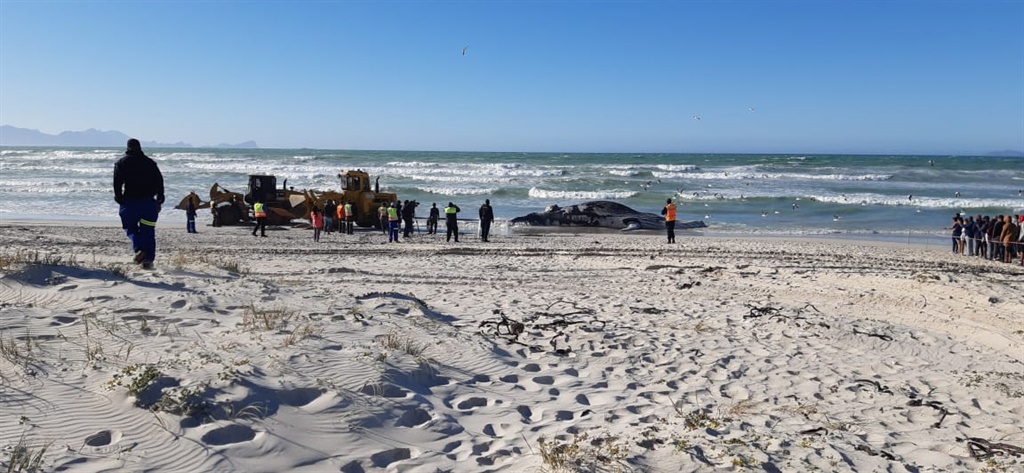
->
xmin=310 ymin=170 xmax=398 ymax=228
xmin=175 ymin=175 xmax=306 ymax=226
xmin=175 ymin=170 xmax=397 ymax=228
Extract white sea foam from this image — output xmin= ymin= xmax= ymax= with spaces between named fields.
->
xmin=418 ymin=186 xmax=495 ymax=196
xmin=654 ymin=164 xmax=700 ymax=172
xmin=528 ymin=187 xmax=638 ymax=200
xmin=396 ymin=173 xmax=515 ymax=184
xmin=653 ymin=171 xmax=892 ymax=181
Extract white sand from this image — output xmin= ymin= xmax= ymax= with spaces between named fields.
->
xmin=1 ymin=221 xmax=1022 ymax=472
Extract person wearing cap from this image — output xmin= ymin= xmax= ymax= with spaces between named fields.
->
xmin=444 ymin=202 xmax=461 ymax=242
xmin=113 ymin=138 xmax=164 ymax=269
xmin=661 ymin=197 xmax=676 ymax=244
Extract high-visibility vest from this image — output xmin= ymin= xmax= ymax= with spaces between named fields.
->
xmin=664 ymin=203 xmax=676 ymax=222
xmin=344 ymin=203 xmax=353 ymax=219
xmin=387 ymin=207 xmax=399 ymax=221
xmin=378 ymin=206 xmax=387 ymax=218
xmin=254 ymin=202 xmax=267 ymax=218
xmin=336 ymin=204 xmax=345 ymax=220
xmin=444 ymin=206 xmax=457 ymax=215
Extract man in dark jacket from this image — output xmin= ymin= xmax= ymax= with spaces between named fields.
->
xmin=402 ymin=200 xmax=417 ymax=238
xmin=478 ymin=199 xmax=495 ymax=242
xmin=113 ymin=138 xmax=164 ymax=269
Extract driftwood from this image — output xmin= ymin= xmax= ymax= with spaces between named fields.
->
xmin=478 ymin=312 xmax=525 ymax=339
xmin=631 ymin=306 xmax=667 ymax=314
xmin=855 ymin=444 xmax=897 ymax=461
xmin=852 ymin=328 xmax=894 ymax=342
xmin=477 ymin=300 xmax=606 ymax=355
xmin=958 ymin=437 xmax=1024 ymax=460
xmin=907 ymin=398 xmax=951 ymax=428
xmin=852 ymin=379 xmax=894 ymax=395
xmin=743 ymin=304 xmax=782 ymax=319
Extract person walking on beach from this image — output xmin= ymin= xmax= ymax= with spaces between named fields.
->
xmin=251 ymin=198 xmax=268 ymax=236
xmin=445 ymin=202 xmax=461 ymax=242
xmin=113 ymin=138 xmax=164 ymax=269
xmin=184 ymin=192 xmax=198 ymax=234
xmin=427 ymin=203 xmax=439 ymax=234
xmin=661 ymin=198 xmax=677 ymax=243
xmin=252 ymin=199 xmax=268 ymax=237
xmin=310 ymin=206 xmax=324 ymax=242
xmin=478 ymin=199 xmax=495 ymax=242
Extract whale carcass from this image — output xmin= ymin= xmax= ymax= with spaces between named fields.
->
xmin=510 ymin=201 xmax=706 ymax=231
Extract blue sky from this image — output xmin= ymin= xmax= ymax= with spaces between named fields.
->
xmin=1 ymin=0 xmax=1021 ymax=154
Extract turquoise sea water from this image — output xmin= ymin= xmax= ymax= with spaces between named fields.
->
xmin=1 ymin=147 xmax=1021 ymax=241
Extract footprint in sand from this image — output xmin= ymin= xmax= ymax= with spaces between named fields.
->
xmin=84 ymin=429 xmax=121 ymax=447
xmin=49 ymin=315 xmax=78 ymax=326
xmin=170 ymin=299 xmax=187 ymax=309
xmin=201 ymin=424 xmax=256 ymax=446
xmin=516 ymin=405 xmax=537 ymax=423
xmin=359 ymin=383 xmax=406 ymax=398
xmin=395 ymin=407 xmax=432 ymax=427
xmin=455 ymin=396 xmax=489 ymax=410
xmin=83 ymin=295 xmax=113 ymax=303
xmin=277 ymin=387 xmax=323 ymax=407
xmin=532 ymin=375 xmax=555 ymax=385
xmin=370 ymin=448 xmax=411 ymax=468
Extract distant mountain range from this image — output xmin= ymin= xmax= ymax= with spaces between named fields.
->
xmin=0 ymin=125 xmax=258 ymax=149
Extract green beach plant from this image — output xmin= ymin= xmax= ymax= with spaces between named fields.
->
xmin=537 ymin=432 xmax=630 ymax=472
xmin=3 ymin=432 xmax=51 ymax=473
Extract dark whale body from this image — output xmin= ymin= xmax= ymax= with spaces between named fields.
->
xmin=510 ymin=201 xmax=706 ymax=231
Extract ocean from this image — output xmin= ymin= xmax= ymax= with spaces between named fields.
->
xmin=1 ymin=147 xmax=1021 ymax=243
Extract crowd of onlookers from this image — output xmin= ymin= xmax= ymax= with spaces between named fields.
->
xmin=949 ymin=213 xmax=1023 ymax=265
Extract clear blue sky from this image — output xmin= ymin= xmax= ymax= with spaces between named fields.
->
xmin=1 ymin=0 xmax=1022 ymax=155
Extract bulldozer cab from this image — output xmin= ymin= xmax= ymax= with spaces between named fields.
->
xmin=341 ymin=170 xmax=370 ymax=192
xmin=245 ymin=175 xmax=277 ymax=205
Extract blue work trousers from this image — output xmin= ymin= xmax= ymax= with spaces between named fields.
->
xmin=119 ymin=199 xmax=160 ymax=263
xmin=389 ymin=220 xmax=400 ymax=242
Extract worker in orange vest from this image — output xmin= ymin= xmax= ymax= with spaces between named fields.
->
xmin=336 ymin=201 xmax=346 ymax=233
xmin=661 ymin=198 xmax=676 ymax=244
xmin=252 ymin=200 xmax=268 ymax=237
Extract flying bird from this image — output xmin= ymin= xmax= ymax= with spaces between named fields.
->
xmin=692 ymin=115 xmax=701 ymax=120
xmin=462 ymin=46 xmax=468 ymax=56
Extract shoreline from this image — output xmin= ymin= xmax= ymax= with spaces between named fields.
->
xmin=1 ymin=216 xmax=958 ymax=250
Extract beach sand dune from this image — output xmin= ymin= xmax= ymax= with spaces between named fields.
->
xmin=1 ymin=222 xmax=1022 ymax=472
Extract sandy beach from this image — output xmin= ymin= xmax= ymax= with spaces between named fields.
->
xmin=1 ymin=221 xmax=1022 ymax=472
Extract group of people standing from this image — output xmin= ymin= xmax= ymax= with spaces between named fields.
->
xmin=949 ymin=213 xmax=1023 ymax=265
xmin=322 ymin=200 xmax=356 ymax=235
xmin=306 ymin=198 xmax=496 ymax=244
